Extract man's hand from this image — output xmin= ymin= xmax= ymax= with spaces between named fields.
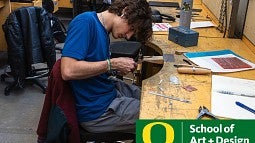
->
xmin=110 ymin=57 xmax=137 ymax=75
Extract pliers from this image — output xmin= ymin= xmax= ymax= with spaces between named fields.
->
xmin=197 ymin=106 xmax=218 ymax=119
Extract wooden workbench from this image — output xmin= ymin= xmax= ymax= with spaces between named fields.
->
xmin=139 ymin=0 xmax=255 ymax=119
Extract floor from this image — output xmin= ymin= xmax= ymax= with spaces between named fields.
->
xmin=0 ymin=8 xmax=70 ymax=143
xmin=0 ymin=70 xmax=47 ymax=143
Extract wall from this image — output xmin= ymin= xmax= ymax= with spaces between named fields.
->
xmin=243 ymin=0 xmax=255 ymax=45
xmin=202 ymin=0 xmax=233 ymax=30
xmin=203 ymin=0 xmax=255 ymax=45
xmin=202 ymin=0 xmax=222 ymax=19
xmin=0 ymin=0 xmax=10 ymax=51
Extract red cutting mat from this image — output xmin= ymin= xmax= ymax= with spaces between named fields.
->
xmin=212 ymin=57 xmax=252 ymax=69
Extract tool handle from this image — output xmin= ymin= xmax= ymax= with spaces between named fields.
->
xmin=177 ymin=67 xmax=211 ymax=74
xmin=137 ymin=63 xmax=142 ymax=71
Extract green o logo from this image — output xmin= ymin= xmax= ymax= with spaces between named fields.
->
xmin=142 ymin=122 xmax=174 ymax=143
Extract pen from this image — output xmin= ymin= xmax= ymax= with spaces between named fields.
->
xmin=235 ymin=101 xmax=255 ymax=114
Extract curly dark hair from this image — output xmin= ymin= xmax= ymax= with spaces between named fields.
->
xmin=108 ymin=0 xmax=152 ymax=43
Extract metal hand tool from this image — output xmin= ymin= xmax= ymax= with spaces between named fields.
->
xmin=149 ymin=91 xmax=191 ymax=103
xmin=197 ymin=106 xmax=218 ymax=119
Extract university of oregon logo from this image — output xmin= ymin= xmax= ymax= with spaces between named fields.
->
xmin=137 ymin=120 xmax=255 ymax=143
xmin=137 ymin=120 xmax=176 ymax=143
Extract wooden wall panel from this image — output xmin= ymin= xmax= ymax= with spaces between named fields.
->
xmin=0 ymin=0 xmax=10 ymax=51
xmin=243 ymin=0 xmax=255 ymax=45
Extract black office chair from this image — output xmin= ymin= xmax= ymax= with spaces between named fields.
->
xmin=1 ymin=6 xmax=56 ymax=96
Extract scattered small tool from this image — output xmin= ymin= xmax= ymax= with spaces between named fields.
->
xmin=183 ymin=59 xmax=194 ymax=65
xmin=175 ymin=51 xmax=188 ymax=55
xmin=197 ymin=106 xmax=218 ymax=119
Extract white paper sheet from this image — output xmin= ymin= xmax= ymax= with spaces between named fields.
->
xmin=184 ymin=50 xmax=255 ymax=73
xmin=211 ymin=75 xmax=255 ymax=119
xmin=190 ymin=21 xmax=216 ymax=29
xmin=152 ymin=23 xmax=172 ymax=31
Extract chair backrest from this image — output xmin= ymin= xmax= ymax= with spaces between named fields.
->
xmin=3 ymin=6 xmax=56 ymax=79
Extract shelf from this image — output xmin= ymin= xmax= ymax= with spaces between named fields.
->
xmin=10 ymin=0 xmax=42 ymax=11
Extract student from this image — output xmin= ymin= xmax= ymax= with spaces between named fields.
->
xmin=61 ymin=0 xmax=152 ymax=133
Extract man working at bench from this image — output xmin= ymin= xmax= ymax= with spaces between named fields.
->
xmin=61 ymin=0 xmax=152 ymax=133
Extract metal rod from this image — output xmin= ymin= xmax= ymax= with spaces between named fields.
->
xmin=149 ymin=91 xmax=191 ymax=103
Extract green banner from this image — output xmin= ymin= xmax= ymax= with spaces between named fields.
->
xmin=136 ymin=120 xmax=255 ymax=143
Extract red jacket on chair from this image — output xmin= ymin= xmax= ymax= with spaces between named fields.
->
xmin=37 ymin=59 xmax=80 ymax=143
